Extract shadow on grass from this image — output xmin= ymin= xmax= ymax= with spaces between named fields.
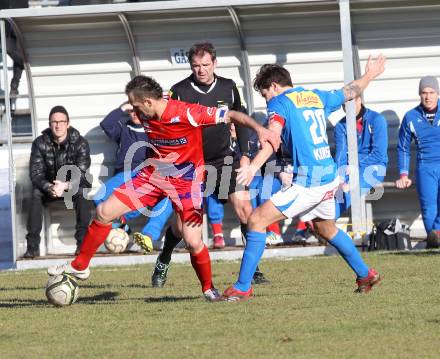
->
xmin=0 ymin=286 xmax=43 ymax=292
xmin=123 ymin=283 xmax=151 ymax=289
xmin=77 ymin=291 xmax=119 ymax=304
xmin=380 ymin=250 xmax=440 ymax=257
xmin=0 ymin=283 xmax=151 ymax=293
xmin=0 ymin=291 xmax=121 ymax=308
xmin=79 ymin=283 xmax=151 ymax=290
xmin=144 ymin=295 xmax=200 ymax=303
xmin=80 ymin=283 xmax=112 ymax=289
xmin=0 ymin=298 xmax=47 ymax=308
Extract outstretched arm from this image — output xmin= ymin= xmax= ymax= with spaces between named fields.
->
xmin=342 ymin=54 xmax=386 ymax=101
xmin=225 ymin=110 xmax=281 ymax=152
xmin=236 ymin=121 xmax=283 ymax=186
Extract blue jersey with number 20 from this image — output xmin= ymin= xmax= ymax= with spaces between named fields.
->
xmin=268 ymin=87 xmax=345 ymax=187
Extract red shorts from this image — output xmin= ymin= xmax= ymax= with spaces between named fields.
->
xmin=114 ymin=169 xmax=204 ymax=224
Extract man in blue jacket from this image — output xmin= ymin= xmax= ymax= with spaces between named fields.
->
xmin=334 ymin=96 xmax=388 ymax=218
xmin=396 ymin=76 xmax=440 ymax=248
xmin=94 ymin=102 xmax=173 ymax=251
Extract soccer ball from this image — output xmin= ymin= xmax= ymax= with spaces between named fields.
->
xmin=104 ymin=228 xmax=130 ymax=253
xmin=46 ymin=274 xmax=79 ymax=307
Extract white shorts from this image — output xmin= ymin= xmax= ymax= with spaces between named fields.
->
xmin=270 ymin=178 xmax=339 ymax=221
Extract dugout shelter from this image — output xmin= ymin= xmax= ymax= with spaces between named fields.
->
xmin=0 ymin=0 xmax=438 ymax=268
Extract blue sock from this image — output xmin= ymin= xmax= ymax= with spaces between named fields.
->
xmin=329 ymin=229 xmax=369 ymax=279
xmin=234 ymin=231 xmax=266 ymax=292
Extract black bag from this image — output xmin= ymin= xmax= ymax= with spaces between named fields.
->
xmin=369 ymin=218 xmax=412 ymax=251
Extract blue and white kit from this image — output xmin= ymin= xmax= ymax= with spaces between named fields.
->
xmin=267 ymin=87 xmax=345 ymax=220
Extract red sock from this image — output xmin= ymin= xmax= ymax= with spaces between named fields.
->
xmin=72 ymin=220 xmax=112 ymax=271
xmin=190 ymin=245 xmax=213 ymax=292
xmin=211 ymin=223 xmax=223 ymax=236
xmin=267 ymin=221 xmax=281 ymax=235
xmin=297 ymin=220 xmax=307 ymax=231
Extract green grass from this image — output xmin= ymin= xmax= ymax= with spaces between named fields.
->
xmin=1 ymin=251 xmax=440 ymax=359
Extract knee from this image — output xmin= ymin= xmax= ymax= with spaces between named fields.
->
xmin=313 ymin=221 xmax=337 ymax=241
xmin=184 ymin=233 xmax=204 ymax=254
xmin=186 ymin=240 xmax=204 ymax=254
xmin=95 ymin=203 xmax=112 ymax=224
xmin=247 ymin=211 xmax=263 ymax=232
xmin=234 ymin=201 xmax=253 ymax=223
xmin=31 ymin=186 xmax=45 ymax=199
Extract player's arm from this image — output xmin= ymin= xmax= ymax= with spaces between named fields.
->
xmin=236 ymin=120 xmax=283 ymax=186
xmin=67 ymin=137 xmax=92 ymax=192
xmin=334 ymin=122 xmax=348 ymax=169
xmin=230 ymin=85 xmax=253 ymax=159
xmin=342 ymin=54 xmax=386 ymax=101
xmin=359 ymin=114 xmax=388 ymax=168
xmin=395 ymin=115 xmax=412 ymax=189
xmin=224 ymin=110 xmax=280 ymax=153
xmin=29 ymin=140 xmax=53 ymax=194
xmin=100 ymin=103 xmax=132 ymax=142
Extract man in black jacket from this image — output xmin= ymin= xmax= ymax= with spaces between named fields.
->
xmin=24 ymin=106 xmax=91 ymax=258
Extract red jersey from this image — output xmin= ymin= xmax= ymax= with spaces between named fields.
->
xmin=140 ymin=99 xmax=228 ymax=182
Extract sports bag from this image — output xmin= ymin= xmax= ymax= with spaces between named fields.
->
xmin=369 ymin=218 xmax=411 ymax=251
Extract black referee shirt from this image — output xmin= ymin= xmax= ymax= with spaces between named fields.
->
xmin=169 ymin=74 xmax=250 ymax=162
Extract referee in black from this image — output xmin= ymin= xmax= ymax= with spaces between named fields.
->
xmin=151 ymin=42 xmax=269 ymax=287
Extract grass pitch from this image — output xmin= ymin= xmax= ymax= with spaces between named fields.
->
xmin=1 ymin=251 xmax=440 ymax=359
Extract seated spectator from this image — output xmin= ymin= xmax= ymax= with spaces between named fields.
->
xmin=25 ymin=106 xmax=92 ymax=258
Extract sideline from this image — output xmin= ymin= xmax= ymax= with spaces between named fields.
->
xmin=5 ymin=240 xmax=426 ymax=271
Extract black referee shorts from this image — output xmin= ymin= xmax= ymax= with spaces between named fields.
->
xmin=204 ymin=156 xmax=247 ymax=203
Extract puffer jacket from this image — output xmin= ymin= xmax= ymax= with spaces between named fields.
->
xmin=29 ymin=126 xmax=91 ymax=193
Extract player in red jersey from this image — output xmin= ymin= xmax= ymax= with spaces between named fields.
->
xmin=47 ymin=75 xmax=280 ymax=302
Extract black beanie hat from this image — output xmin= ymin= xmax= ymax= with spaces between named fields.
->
xmin=49 ymin=105 xmax=69 ymax=121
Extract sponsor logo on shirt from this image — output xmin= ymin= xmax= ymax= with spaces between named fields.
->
xmin=170 ymin=116 xmax=180 ymax=123
xmin=287 ymin=91 xmax=324 ymax=109
xmin=149 ymin=137 xmax=188 ymax=146
xmin=207 ymin=107 xmax=215 ymax=116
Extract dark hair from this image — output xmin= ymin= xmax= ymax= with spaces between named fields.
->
xmin=188 ymin=42 xmax=216 ymax=63
xmin=125 ymin=75 xmax=163 ymax=101
xmin=253 ymin=64 xmax=293 ymax=92
xmin=49 ymin=105 xmax=69 ymax=122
